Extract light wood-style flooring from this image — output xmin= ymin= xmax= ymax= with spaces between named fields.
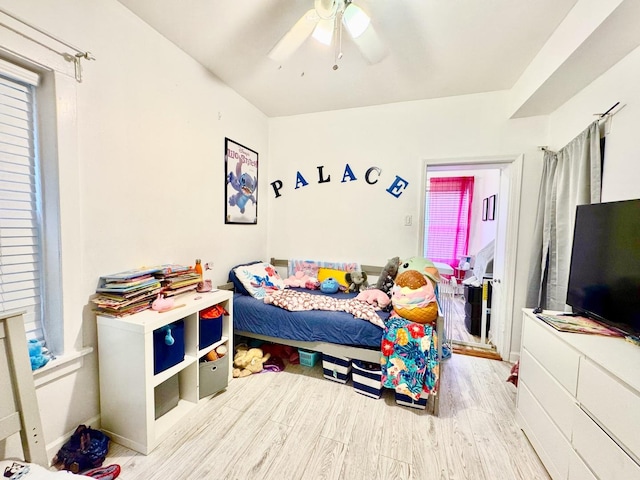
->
xmin=104 ymin=354 xmax=549 ymax=480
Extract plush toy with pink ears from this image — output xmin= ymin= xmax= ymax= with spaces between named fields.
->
xmin=355 ymin=288 xmax=391 ymax=310
xmin=284 ymin=270 xmax=318 ymax=288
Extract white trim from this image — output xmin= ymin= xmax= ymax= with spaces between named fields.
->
xmin=0 ymin=9 xmax=75 ymax=78
xmin=0 ymin=56 xmax=38 ymax=85
xmin=33 ymin=346 xmax=93 ymax=388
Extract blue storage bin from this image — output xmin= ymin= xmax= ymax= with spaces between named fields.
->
xmin=153 ymin=320 xmax=185 ymax=374
xmin=199 ymin=314 xmax=223 ymax=349
xmin=322 ymin=354 xmax=351 ymax=383
xmin=352 ymin=360 xmax=383 ymax=399
xmin=395 ymin=391 xmax=428 ymax=410
xmin=299 ymin=349 xmax=320 ymax=367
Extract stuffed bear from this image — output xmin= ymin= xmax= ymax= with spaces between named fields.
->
xmin=346 ymin=271 xmax=368 ymax=293
xmin=376 ymin=256 xmax=400 ymax=296
xmin=232 ymin=344 xmax=271 ymax=378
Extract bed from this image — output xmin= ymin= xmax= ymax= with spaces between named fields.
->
xmin=223 ymin=258 xmax=445 ymax=414
xmin=1 ymin=311 xmax=90 ymax=479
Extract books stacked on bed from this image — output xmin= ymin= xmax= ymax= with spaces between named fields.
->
xmin=92 ymin=267 xmax=163 ymax=317
xmin=155 ymin=264 xmax=201 ymax=297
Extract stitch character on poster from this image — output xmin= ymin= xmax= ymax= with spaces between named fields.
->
xmin=225 ymin=138 xmax=258 ymax=224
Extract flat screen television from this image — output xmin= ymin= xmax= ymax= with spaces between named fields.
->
xmin=566 ymin=198 xmax=640 ymax=336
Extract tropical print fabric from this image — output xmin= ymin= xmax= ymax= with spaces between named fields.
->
xmin=381 ymin=317 xmax=439 ymax=400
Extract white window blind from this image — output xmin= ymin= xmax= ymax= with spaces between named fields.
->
xmin=0 ymin=66 xmax=44 ymax=341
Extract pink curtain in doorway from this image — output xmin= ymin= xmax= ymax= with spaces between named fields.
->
xmin=426 ymin=176 xmax=474 ymax=268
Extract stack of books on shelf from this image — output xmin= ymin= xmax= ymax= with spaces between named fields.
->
xmin=156 ymin=264 xmax=201 ymax=296
xmin=92 ymin=267 xmax=163 ymax=317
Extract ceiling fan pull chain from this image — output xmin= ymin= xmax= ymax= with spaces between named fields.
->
xmin=333 ymin=10 xmax=344 ymax=70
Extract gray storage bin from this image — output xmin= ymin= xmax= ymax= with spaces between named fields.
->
xmin=154 ymin=374 xmax=179 ymax=419
xmin=199 ymin=356 xmax=229 ymax=399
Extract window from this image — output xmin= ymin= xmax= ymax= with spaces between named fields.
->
xmin=0 ymin=11 xmax=82 ymax=357
xmin=424 ymin=176 xmax=474 ymax=268
xmin=0 ymin=63 xmax=44 ymax=341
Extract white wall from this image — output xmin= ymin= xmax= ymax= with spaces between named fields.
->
xmin=548 ymin=43 xmax=640 ymax=202
xmin=268 ymin=91 xmax=548 ymax=362
xmin=0 ymin=0 xmax=268 ymax=454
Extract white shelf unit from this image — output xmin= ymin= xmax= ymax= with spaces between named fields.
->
xmin=97 ymin=290 xmax=233 ymax=455
xmin=517 ymin=309 xmax=640 ymax=480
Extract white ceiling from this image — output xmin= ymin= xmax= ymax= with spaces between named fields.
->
xmin=116 ymin=0 xmax=578 ymax=117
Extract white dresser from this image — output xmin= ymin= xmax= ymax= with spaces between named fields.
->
xmin=517 ymin=309 xmax=640 ymax=480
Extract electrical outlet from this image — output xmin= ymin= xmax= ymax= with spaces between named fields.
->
xmin=404 ymin=214 xmax=412 ymax=226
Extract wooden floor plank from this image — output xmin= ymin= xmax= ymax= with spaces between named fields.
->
xmin=105 ymin=353 xmax=549 ymax=480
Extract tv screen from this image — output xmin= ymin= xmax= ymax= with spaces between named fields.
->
xmin=566 ymin=199 xmax=640 ymax=336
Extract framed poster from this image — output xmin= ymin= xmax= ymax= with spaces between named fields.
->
xmin=225 ymin=137 xmax=258 ymax=224
xmin=482 ymin=197 xmax=488 ymax=221
xmin=488 ymin=194 xmax=496 ymax=221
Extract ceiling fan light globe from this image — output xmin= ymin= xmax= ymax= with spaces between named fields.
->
xmin=343 ymin=3 xmax=370 ymax=38
xmin=312 ymin=18 xmax=334 ymax=46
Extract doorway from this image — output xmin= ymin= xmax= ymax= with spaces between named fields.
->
xmin=420 ymin=155 xmax=523 ymax=360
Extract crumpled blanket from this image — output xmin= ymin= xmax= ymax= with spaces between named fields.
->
xmin=264 ymin=289 xmax=385 ymax=328
xmin=381 ymin=317 xmax=439 ymax=400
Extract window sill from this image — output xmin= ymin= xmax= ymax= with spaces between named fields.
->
xmin=33 ymin=346 xmax=93 ymax=388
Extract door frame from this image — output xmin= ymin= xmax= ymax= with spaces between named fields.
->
xmin=419 ymin=154 xmax=523 ymax=360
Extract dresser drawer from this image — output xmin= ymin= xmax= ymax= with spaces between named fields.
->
xmin=577 ymin=357 xmax=640 ymax=464
xmin=568 ymin=451 xmax=596 ymax=480
xmin=573 ymin=406 xmax=640 ymax=480
xmin=519 ymin=348 xmax=576 ymax=438
xmin=522 ymin=314 xmax=581 ymax=395
xmin=516 ymin=382 xmax=571 ymax=480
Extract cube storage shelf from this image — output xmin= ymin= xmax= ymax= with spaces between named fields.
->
xmin=97 ymin=290 xmax=233 ymax=455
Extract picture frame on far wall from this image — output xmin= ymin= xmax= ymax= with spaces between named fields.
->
xmin=225 ymin=137 xmax=258 ymax=224
xmin=482 ymin=197 xmax=488 ymax=221
xmin=488 ymin=194 xmax=496 ymax=221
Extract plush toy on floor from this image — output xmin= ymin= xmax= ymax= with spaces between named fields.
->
xmin=346 ymin=271 xmax=368 ymax=293
xmin=232 ymin=344 xmax=271 ymax=378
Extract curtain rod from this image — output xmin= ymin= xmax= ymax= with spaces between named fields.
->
xmin=538 ymin=101 xmax=624 ymax=152
xmin=0 ymin=7 xmax=95 ymax=82
xmin=595 ymin=102 xmax=620 ymax=118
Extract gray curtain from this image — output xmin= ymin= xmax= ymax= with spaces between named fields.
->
xmin=526 ymin=121 xmax=602 ymax=311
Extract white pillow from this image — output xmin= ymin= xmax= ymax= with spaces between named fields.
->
xmin=233 ymin=262 xmax=285 ymax=299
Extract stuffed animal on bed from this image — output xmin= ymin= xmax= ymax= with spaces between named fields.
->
xmin=391 ymin=258 xmax=440 ymax=324
xmin=320 ymin=277 xmax=340 ymax=294
xmin=355 ymin=288 xmax=391 ymax=310
xmin=397 ymin=256 xmax=441 ymax=287
xmin=375 ymin=256 xmax=400 ymax=295
xmin=345 ymin=271 xmax=368 ymax=293
xmin=283 ymin=271 xmax=318 ymax=289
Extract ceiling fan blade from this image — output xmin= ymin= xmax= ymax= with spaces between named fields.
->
xmin=342 ymin=4 xmax=387 ymax=64
xmin=268 ymin=9 xmax=319 ymax=62
xmin=348 ymin=23 xmax=388 ymax=64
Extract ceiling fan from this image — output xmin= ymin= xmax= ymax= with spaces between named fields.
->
xmin=268 ymin=0 xmax=387 ymax=67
